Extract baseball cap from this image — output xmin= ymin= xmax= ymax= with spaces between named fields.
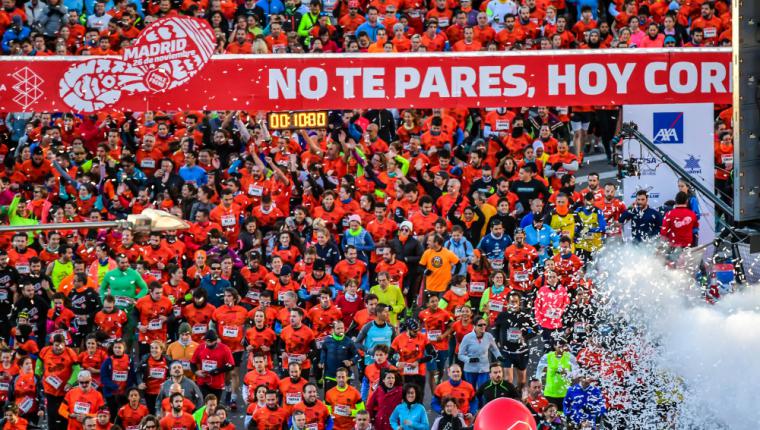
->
xmin=399 ymin=220 xmax=413 ymax=231
xmin=280 ymin=265 xmax=292 ymax=276
xmin=347 ymin=214 xmax=362 ymax=224
xmin=664 ymin=35 xmax=676 ymax=44
xmin=204 ymin=330 xmax=218 ymax=341
xmin=313 ymin=259 xmax=326 ymax=272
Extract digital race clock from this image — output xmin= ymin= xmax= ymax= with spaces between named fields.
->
xmin=267 ymin=111 xmax=328 ymax=130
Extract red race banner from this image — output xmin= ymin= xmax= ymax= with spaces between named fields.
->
xmin=1 ymin=48 xmax=731 ymax=113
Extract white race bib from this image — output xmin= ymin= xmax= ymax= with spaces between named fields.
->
xmin=202 ymin=360 xmax=217 ymax=372
xmin=221 ymin=215 xmax=236 ymax=227
xmin=149 ymin=367 xmax=166 ymax=379
xmin=721 ymin=155 xmax=733 ymax=165
xmin=514 ymin=271 xmax=530 ymax=282
xmin=400 ymin=362 xmax=419 ymax=375
xmin=704 ymin=27 xmax=717 ymax=38
xmin=437 ymin=17 xmax=449 ymax=27
xmin=288 ymin=354 xmax=306 ymax=364
xmin=469 ymin=282 xmax=485 ymax=293
xmin=140 ymin=159 xmax=155 ymax=169
xmin=0 ymin=382 xmax=8 ymax=391
xmin=192 ymin=324 xmax=208 ymax=334
xmin=248 ymin=185 xmax=264 ymax=196
xmin=573 ymin=322 xmax=586 ymax=334
xmin=495 ymin=119 xmax=510 ymax=131
xmin=45 ymin=375 xmax=62 ymax=389
xmin=507 ymin=328 xmax=521 ymax=343
xmin=115 ymin=296 xmax=132 ymax=308
xmin=545 ymin=307 xmax=561 ymax=319
xmin=181 ymin=360 xmax=191 ymax=370
xmin=489 ymin=301 xmax=504 ymax=313
xmin=112 ymin=371 xmax=128 ymax=382
xmin=427 ymin=330 xmax=442 ymax=342
xmin=285 ymin=392 xmax=302 ymax=405
xmin=490 ymin=258 xmax=504 ymax=270
xmin=73 ymin=402 xmax=91 ymax=414
xmin=18 ymin=397 xmax=33 ymax=413
xmin=222 ymin=326 xmax=239 ymax=338
xmin=148 ymin=319 xmax=163 ymax=330
xmin=334 ymin=404 xmax=351 ymax=416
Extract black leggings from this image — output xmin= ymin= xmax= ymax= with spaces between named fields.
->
xmin=107 ymin=395 xmax=127 ymax=422
xmin=45 ymin=394 xmax=65 ymax=430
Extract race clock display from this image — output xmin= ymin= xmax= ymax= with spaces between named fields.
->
xmin=267 ymin=111 xmax=328 ymax=130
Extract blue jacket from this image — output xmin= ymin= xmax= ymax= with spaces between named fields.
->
xmin=100 ymin=356 xmax=136 ymax=398
xmin=355 ymin=21 xmax=381 ymax=41
xmin=619 ymin=206 xmax=662 ymax=242
xmin=342 ymin=227 xmax=376 ymax=263
xmin=390 ymin=402 xmax=429 ymax=430
xmin=444 ymin=236 xmax=474 ymax=276
xmin=319 ymin=334 xmax=358 ymax=379
xmin=563 ymin=383 xmax=606 ymax=428
xmin=2 ymin=26 xmax=31 ymax=53
xmin=524 ymin=224 xmax=558 ymax=263
xmin=199 ymin=276 xmax=231 ymax=307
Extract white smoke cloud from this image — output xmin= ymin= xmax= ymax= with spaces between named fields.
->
xmin=590 ymin=244 xmax=760 ymax=429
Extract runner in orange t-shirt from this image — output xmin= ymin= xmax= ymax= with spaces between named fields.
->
xmin=159 ymin=394 xmax=196 ymax=430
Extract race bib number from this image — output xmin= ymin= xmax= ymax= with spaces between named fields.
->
xmin=249 ymin=184 xmax=264 ymax=196
xmin=305 ymin=424 xmax=318 ymax=430
xmin=437 ymin=17 xmax=449 ymax=27
xmin=15 ymin=264 xmax=29 ymax=274
xmin=722 ymin=155 xmax=733 ymax=165
xmin=427 ymin=330 xmax=442 ymax=342
xmin=278 ymin=291 xmax=288 ymax=302
xmin=45 ymin=375 xmax=62 ymax=389
xmin=288 ymin=354 xmax=306 ymax=364
xmin=272 ymin=44 xmax=287 ymax=54
xmin=140 ymin=159 xmax=155 ymax=169
xmin=514 ymin=271 xmax=530 ymax=282
xmin=18 ymin=397 xmax=33 ymax=413
xmin=192 ymin=324 xmax=208 ymax=334
xmin=115 ymin=296 xmax=132 ymax=308
xmin=202 ymin=360 xmax=217 ymax=372
xmin=400 ymin=362 xmax=419 ymax=375
xmin=408 ymin=9 xmax=421 ymax=17
xmin=173 ymin=306 xmax=181 ymax=317
xmin=0 ymin=290 xmax=8 ymax=301
xmin=73 ymin=402 xmax=91 ymax=414
xmin=495 ymin=119 xmax=510 ymax=130
xmin=490 ymin=258 xmax=504 ymax=270
xmin=148 ymin=319 xmax=163 ymax=330
xmin=545 ymin=307 xmax=561 ymax=319
xmin=221 ymin=215 xmax=236 ymax=227
xmin=334 ymin=405 xmax=351 ymax=416
xmin=285 ymin=392 xmax=302 ymax=405
xmin=222 ymin=326 xmax=239 ymax=338
xmin=469 ymin=282 xmax=485 ymax=293
xmin=507 ymin=328 xmax=521 ymax=343
xmin=112 ymin=371 xmax=128 ymax=382
xmin=149 ymin=367 xmax=166 ymax=379
xmin=246 ymin=290 xmax=260 ymax=301
xmin=76 ymin=315 xmax=88 ymax=325
xmin=181 ymin=360 xmax=191 ymax=370
xmin=0 ymin=382 xmax=8 ymax=392
xmin=704 ymin=27 xmax=717 ymax=38
xmin=489 ymin=301 xmax=504 ymax=313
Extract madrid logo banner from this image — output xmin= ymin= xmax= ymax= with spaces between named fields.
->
xmin=622 ymin=103 xmax=715 ymax=244
xmin=0 ymin=19 xmax=732 ymax=113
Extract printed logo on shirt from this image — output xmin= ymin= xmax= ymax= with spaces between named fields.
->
xmin=652 ymin=112 xmax=684 ymax=144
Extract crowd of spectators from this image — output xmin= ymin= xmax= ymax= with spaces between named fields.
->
xmin=0 ymin=0 xmax=732 ymax=55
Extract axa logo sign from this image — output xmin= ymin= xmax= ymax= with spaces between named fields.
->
xmin=652 ymin=112 xmax=684 ymax=144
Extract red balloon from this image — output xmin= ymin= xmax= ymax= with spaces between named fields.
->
xmin=474 ymin=397 xmax=537 ymax=430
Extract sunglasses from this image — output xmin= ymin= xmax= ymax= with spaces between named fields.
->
xmin=79 ymin=380 xmax=91 ymax=385
xmin=476 ymin=323 xmax=487 ymax=327
xmin=211 ymin=266 xmax=221 ymax=270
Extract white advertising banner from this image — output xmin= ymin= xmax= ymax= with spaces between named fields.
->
xmin=622 ymin=103 xmax=715 ymax=244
